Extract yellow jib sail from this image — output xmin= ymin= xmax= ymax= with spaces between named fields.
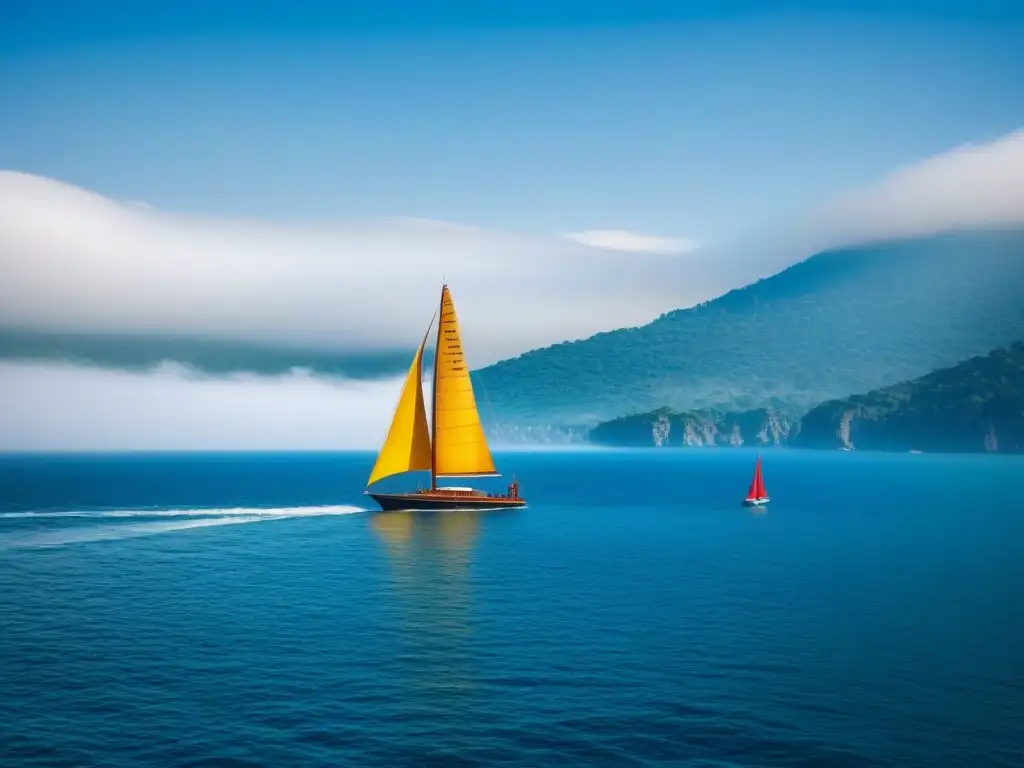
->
xmin=366 ymin=332 xmax=433 ymax=487
xmin=432 ymin=286 xmax=497 ymax=477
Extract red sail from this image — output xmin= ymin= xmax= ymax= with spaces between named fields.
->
xmin=745 ymin=457 xmax=760 ymax=500
xmin=746 ymin=455 xmax=766 ymax=500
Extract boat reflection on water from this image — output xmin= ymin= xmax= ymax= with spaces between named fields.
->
xmin=370 ymin=508 xmax=480 ymax=557
xmin=370 ymin=507 xmax=520 ymax=562
xmin=368 ymin=509 xmax=505 ymax=709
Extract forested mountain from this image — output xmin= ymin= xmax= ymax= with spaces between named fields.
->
xmin=796 ymin=340 xmax=1024 ymax=453
xmin=474 ymin=228 xmax=1024 ymax=427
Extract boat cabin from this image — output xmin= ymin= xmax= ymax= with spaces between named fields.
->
xmin=411 ymin=482 xmax=522 ymax=501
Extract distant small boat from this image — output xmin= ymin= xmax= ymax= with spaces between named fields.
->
xmin=742 ymin=454 xmax=770 ymax=507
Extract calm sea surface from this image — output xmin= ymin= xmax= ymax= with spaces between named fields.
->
xmin=1 ymin=449 xmax=1021 ymax=767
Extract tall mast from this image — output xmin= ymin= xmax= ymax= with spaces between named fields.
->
xmin=430 ymin=283 xmax=445 ymax=491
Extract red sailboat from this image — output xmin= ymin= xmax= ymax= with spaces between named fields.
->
xmin=742 ymin=454 xmax=770 ymax=507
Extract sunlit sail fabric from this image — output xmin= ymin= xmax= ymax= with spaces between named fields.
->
xmin=366 ymin=332 xmax=433 ymax=486
xmin=432 ymin=286 xmax=497 ymax=477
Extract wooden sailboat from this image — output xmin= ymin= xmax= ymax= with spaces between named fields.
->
xmin=742 ymin=454 xmax=770 ymax=507
xmin=364 ymin=284 xmax=526 ymax=512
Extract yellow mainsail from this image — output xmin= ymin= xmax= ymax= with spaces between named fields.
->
xmin=432 ymin=286 xmax=497 ymax=478
xmin=366 ymin=331 xmax=433 ymax=486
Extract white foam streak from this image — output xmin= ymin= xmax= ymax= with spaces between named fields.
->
xmin=0 ymin=505 xmax=364 ymax=520
xmin=0 ymin=505 xmax=366 ymax=549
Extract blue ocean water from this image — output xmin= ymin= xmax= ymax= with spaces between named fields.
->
xmin=0 ymin=449 xmax=1021 ymax=767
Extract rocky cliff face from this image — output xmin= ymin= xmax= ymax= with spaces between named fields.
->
xmin=795 ymin=341 xmax=1024 ymax=453
xmin=796 ymin=401 xmax=1023 ymax=453
xmin=589 ymin=407 xmax=798 ymax=448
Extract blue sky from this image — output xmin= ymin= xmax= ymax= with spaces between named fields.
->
xmin=2 ymin=0 xmax=1023 ymax=244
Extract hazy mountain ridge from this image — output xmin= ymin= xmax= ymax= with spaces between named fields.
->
xmin=484 ymin=423 xmax=590 ymax=446
xmin=472 ymin=228 xmax=1024 ymax=426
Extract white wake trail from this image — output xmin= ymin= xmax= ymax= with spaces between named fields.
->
xmin=0 ymin=505 xmax=366 ymax=549
xmin=0 ymin=505 xmax=363 ymax=520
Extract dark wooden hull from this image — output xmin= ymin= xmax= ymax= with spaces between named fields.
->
xmin=367 ymin=491 xmax=527 ymax=512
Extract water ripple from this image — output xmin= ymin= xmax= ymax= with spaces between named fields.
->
xmin=1 ymin=452 xmax=1022 ymax=766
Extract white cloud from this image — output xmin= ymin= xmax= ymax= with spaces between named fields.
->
xmin=565 ymin=229 xmax=697 ymax=254
xmin=811 ymin=128 xmax=1024 ymax=246
xmin=699 ymin=128 xmax=1024 ymax=291
xmin=0 ymin=360 xmax=408 ymax=451
xmin=0 ymin=171 xmax=702 ymax=367
xmin=3 ymin=129 xmax=1023 ymax=451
